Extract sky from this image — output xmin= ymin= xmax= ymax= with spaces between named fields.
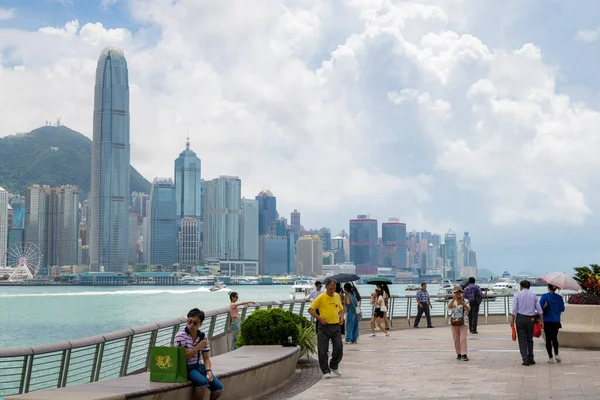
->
xmin=2 ymin=0 xmax=600 ymax=276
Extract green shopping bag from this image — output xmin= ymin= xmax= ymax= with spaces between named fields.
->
xmin=149 ymin=346 xmax=188 ymax=383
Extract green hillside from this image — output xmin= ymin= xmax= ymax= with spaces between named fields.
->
xmin=0 ymin=125 xmax=151 ymax=196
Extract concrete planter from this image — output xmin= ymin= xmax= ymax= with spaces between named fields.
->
xmin=558 ymin=304 xmax=600 ymax=349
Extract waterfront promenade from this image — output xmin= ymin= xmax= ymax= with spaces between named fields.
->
xmin=279 ymin=324 xmax=600 ymax=400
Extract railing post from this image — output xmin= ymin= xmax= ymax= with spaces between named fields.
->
xmin=207 ymin=315 xmax=217 ymax=339
xmin=505 ymin=296 xmax=510 ymax=322
xmin=57 ymin=348 xmax=71 ymax=388
xmin=484 ymin=297 xmax=488 ymax=324
xmin=389 ymin=297 xmax=394 ymax=328
xmin=406 ymin=297 xmax=411 ymax=327
xmin=92 ymin=342 xmax=105 ymax=382
xmin=23 ymin=354 xmax=34 ymax=393
xmin=120 ymin=336 xmax=133 ymax=377
xmin=18 ymin=355 xmax=29 ymax=394
xmin=146 ymin=330 xmax=158 ymax=370
xmin=240 ymin=307 xmax=248 ymax=321
xmin=171 ymin=324 xmax=180 ymax=343
xmin=289 ymin=302 xmax=294 ymax=313
xmin=299 ymin=302 xmax=305 ymax=316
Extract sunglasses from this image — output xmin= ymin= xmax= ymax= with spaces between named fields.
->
xmin=187 ymin=319 xmax=201 ymax=326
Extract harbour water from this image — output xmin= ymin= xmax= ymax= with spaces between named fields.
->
xmin=0 ymin=283 xmax=551 ymax=350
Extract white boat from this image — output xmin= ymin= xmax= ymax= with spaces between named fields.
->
xmin=490 ymin=279 xmax=518 ymax=295
xmin=181 ymin=275 xmax=213 ymax=285
xmin=290 ymin=279 xmax=314 ymax=300
xmin=209 ymin=277 xmax=231 ymax=293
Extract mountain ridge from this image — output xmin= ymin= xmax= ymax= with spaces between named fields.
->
xmin=0 ymin=125 xmax=151 ymax=197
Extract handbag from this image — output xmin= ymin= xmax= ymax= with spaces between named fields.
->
xmin=355 ymin=299 xmax=362 ymax=315
xmin=149 ymin=346 xmax=188 ymax=383
xmin=533 ymin=322 xmax=542 ymax=338
xmin=450 ymin=305 xmax=464 ymax=326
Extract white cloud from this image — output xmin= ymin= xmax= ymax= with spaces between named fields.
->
xmin=577 ymin=27 xmax=600 ymax=42
xmin=1 ymin=0 xmax=600 ymax=244
xmin=0 ymin=8 xmax=16 ymax=20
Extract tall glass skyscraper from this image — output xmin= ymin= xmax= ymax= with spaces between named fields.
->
xmin=349 ymin=215 xmax=379 ymax=275
xmin=256 ymin=190 xmax=277 ymax=235
xmin=174 ymin=139 xmax=202 ymax=220
xmin=444 ymin=229 xmax=458 ymax=279
xmin=90 ymin=47 xmax=131 ymax=273
xmin=149 ymin=178 xmax=177 ymax=266
xmin=381 ymin=220 xmax=407 ymax=270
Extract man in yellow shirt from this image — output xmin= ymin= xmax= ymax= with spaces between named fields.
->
xmin=308 ymin=278 xmax=345 ymax=378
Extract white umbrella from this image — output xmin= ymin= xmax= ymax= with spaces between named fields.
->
xmin=540 ymin=272 xmax=581 ymax=291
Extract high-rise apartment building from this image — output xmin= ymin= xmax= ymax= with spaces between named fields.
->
xmin=256 ymin=190 xmax=277 ymax=235
xmin=129 ymin=212 xmax=139 ymax=265
xmin=0 ymin=187 xmax=8 ymax=267
xmin=90 ymin=47 xmax=131 ymax=273
xmin=318 ymin=227 xmax=331 ymax=251
xmin=203 ymin=176 xmax=242 ymax=261
xmin=295 ymin=235 xmax=323 ymax=276
xmin=349 ymin=215 xmax=378 ymax=275
xmin=174 ymin=139 xmax=202 ymax=264
xmin=444 ymin=229 xmax=458 ymax=279
xmin=149 ymin=178 xmax=177 ymax=266
xmin=291 ymin=209 xmax=301 ymax=246
xmin=381 ymin=219 xmax=407 ymax=270
xmin=240 ymin=199 xmax=259 ymax=261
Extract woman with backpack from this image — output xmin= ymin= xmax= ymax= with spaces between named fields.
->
xmin=448 ymin=285 xmax=471 ymax=361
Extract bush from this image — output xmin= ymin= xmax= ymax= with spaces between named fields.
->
xmin=568 ymin=292 xmax=600 ymax=305
xmin=296 ymin=323 xmax=317 ymax=358
xmin=236 ymin=308 xmax=302 ymax=348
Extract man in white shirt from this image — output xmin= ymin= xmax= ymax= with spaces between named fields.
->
xmin=309 ymin=281 xmax=324 ymax=300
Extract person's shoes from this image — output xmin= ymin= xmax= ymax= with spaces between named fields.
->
xmin=555 ymin=355 xmax=561 ymax=363
xmin=384 ymin=332 xmax=390 ymax=336
xmin=413 ymin=326 xmax=419 ymax=328
xmin=522 ymin=361 xmax=531 ymax=366
xmin=456 ymin=354 xmax=462 ymax=360
xmin=473 ymin=331 xmax=478 ymax=334
xmin=323 ymin=373 xmax=331 ymax=379
xmin=370 ymin=333 xmax=375 ymax=337
xmin=427 ymin=326 xmax=434 ymax=328
xmin=530 ymin=360 xmax=536 ymax=365
xmin=331 ymin=369 xmax=342 ymax=377
xmin=548 ymin=358 xmax=555 ymax=364
xmin=462 ymin=355 xmax=469 ymax=361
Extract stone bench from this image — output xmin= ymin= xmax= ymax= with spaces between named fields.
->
xmin=7 ymin=346 xmax=300 ymax=400
xmin=555 ymin=304 xmax=600 ymax=349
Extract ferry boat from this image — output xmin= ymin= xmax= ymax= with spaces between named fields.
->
xmin=405 ymin=283 xmax=420 ymax=291
xmin=435 ymin=279 xmax=454 ymax=301
xmin=209 ymin=277 xmax=231 ymax=293
xmin=181 ymin=275 xmax=214 ymax=285
xmin=490 ymin=278 xmax=518 ymax=294
xmin=290 ymin=279 xmax=314 ymax=300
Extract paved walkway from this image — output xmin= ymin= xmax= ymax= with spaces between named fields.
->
xmin=287 ymin=324 xmax=600 ymax=400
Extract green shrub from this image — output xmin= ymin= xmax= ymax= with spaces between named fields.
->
xmin=236 ymin=308 xmax=312 ymax=353
xmin=295 ymin=323 xmax=317 ymax=358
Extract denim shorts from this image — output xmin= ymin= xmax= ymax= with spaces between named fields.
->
xmin=187 ymin=363 xmax=224 ymax=392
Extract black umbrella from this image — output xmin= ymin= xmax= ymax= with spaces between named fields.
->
xmin=366 ymin=277 xmax=393 ymax=285
xmin=328 ymin=273 xmax=361 ymax=283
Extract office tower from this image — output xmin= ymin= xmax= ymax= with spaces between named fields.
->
xmin=444 ymin=229 xmax=458 ymax=279
xmin=381 ymin=219 xmax=407 ymax=271
xmin=318 ymin=227 xmax=331 ymax=251
xmin=291 ymin=209 xmax=301 ymax=246
xmin=7 ymin=204 xmax=13 ymax=230
xmin=203 ymin=176 xmax=242 ymax=261
xmin=430 ymin=234 xmax=441 ymax=247
xmin=0 ymin=187 xmax=7 ymax=267
xmin=25 ymin=185 xmax=49 ymax=272
xmin=428 ymin=243 xmax=437 ymax=268
xmin=256 ymin=190 xmax=277 ymax=235
xmin=90 ymin=47 xmax=131 ymax=273
xmin=148 ymin=178 xmax=177 ymax=266
xmin=174 ymin=138 xmax=202 ymax=264
xmin=56 ymin=186 xmax=79 ymax=267
xmin=179 ymin=217 xmax=200 ymax=265
xmin=295 ymin=235 xmax=323 ymax=276
xmin=10 ymin=195 xmax=25 ymax=229
xmin=463 ymin=231 xmax=473 ymax=266
xmin=286 ymin=231 xmax=295 ymax=274
xmin=240 ymin=199 xmax=259 ymax=261
xmin=131 ymin=192 xmax=150 ymax=219
xmin=331 ymin=235 xmax=346 ymax=263
xmin=349 ymin=215 xmax=378 ymax=275
xmin=269 ymin=219 xmax=286 ymax=236
xmin=128 ymin=212 xmax=139 ymax=264
xmin=259 ymin=235 xmax=288 ymax=275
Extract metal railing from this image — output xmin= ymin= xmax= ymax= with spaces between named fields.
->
xmin=0 ymin=293 xmax=567 ymax=398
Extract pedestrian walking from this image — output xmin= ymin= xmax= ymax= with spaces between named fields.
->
xmin=336 ymin=282 xmax=346 ymax=338
xmin=509 ymin=280 xmax=544 ymax=366
xmin=308 ymin=278 xmax=344 ymax=378
xmin=381 ymin=284 xmax=391 ymax=330
xmin=448 ymin=285 xmax=470 ymax=361
xmin=343 ymin=283 xmax=361 ymax=344
xmin=369 ymin=288 xmax=389 ymax=337
xmin=539 ymin=284 xmax=565 ymax=363
xmin=463 ymin=277 xmax=484 ymax=334
xmin=414 ymin=282 xmax=433 ymax=328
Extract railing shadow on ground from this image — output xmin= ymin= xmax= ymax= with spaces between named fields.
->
xmin=0 ymin=293 xmax=569 ymax=398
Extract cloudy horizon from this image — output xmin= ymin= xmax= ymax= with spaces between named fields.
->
xmin=2 ymin=0 xmax=600 ymax=275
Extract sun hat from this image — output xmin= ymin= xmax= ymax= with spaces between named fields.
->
xmin=452 ymin=285 xmax=463 ymax=293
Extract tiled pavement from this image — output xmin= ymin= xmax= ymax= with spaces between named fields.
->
xmin=284 ymin=324 xmax=600 ymax=400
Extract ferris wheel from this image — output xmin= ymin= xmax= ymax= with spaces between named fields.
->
xmin=6 ymin=242 xmax=43 ymax=282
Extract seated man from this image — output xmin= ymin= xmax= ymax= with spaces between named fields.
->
xmin=174 ymin=308 xmax=223 ymax=400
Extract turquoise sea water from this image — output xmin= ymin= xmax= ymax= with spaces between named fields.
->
xmin=0 ymin=283 xmax=550 ymax=350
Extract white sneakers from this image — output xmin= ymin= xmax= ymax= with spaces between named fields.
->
xmin=323 ymin=370 xmax=342 ymax=379
xmin=370 ymin=333 xmax=376 ymax=337
xmin=331 ymin=369 xmax=342 ymax=376
xmin=547 ymin=358 xmax=555 ymax=364
xmin=323 ymin=373 xmax=331 ymax=379
xmin=548 ymin=356 xmax=562 ymax=363
xmin=555 ymin=355 xmax=562 ymax=363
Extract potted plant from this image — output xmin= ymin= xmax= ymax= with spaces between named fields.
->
xmin=561 ymin=264 xmax=600 ymax=348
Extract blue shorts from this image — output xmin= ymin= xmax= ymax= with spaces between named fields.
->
xmin=187 ymin=363 xmax=224 ymax=392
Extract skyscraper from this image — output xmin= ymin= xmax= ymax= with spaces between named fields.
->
xmin=291 ymin=209 xmax=301 ymax=246
xmin=240 ymin=199 xmax=259 ymax=261
xmin=25 ymin=185 xmax=49 ymax=272
xmin=149 ymin=178 xmax=177 ymax=266
xmin=349 ymin=215 xmax=378 ymax=275
xmin=56 ymin=186 xmax=79 ymax=267
xmin=444 ymin=229 xmax=458 ymax=279
xmin=11 ymin=195 xmax=25 ymax=229
xmin=295 ymin=235 xmax=323 ymax=276
xmin=256 ymin=190 xmax=277 ymax=235
xmin=0 ymin=187 xmax=8 ymax=267
xmin=203 ymin=176 xmax=242 ymax=261
xmin=381 ymin=219 xmax=407 ymax=271
xmin=90 ymin=47 xmax=131 ymax=273
xmin=258 ymin=235 xmax=288 ymax=275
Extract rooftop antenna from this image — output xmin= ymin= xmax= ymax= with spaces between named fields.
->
xmin=186 ymin=127 xmax=190 ymax=150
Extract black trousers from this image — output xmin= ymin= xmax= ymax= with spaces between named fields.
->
xmin=468 ymin=303 xmax=480 ymax=333
xmin=516 ymin=314 xmax=536 ymax=362
xmin=317 ymin=324 xmax=343 ymax=374
xmin=544 ymin=322 xmax=561 ymax=358
xmin=414 ymin=304 xmax=432 ymax=327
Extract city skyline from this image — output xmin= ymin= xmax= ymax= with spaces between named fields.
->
xmin=2 ymin=1 xmax=600 ymax=274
